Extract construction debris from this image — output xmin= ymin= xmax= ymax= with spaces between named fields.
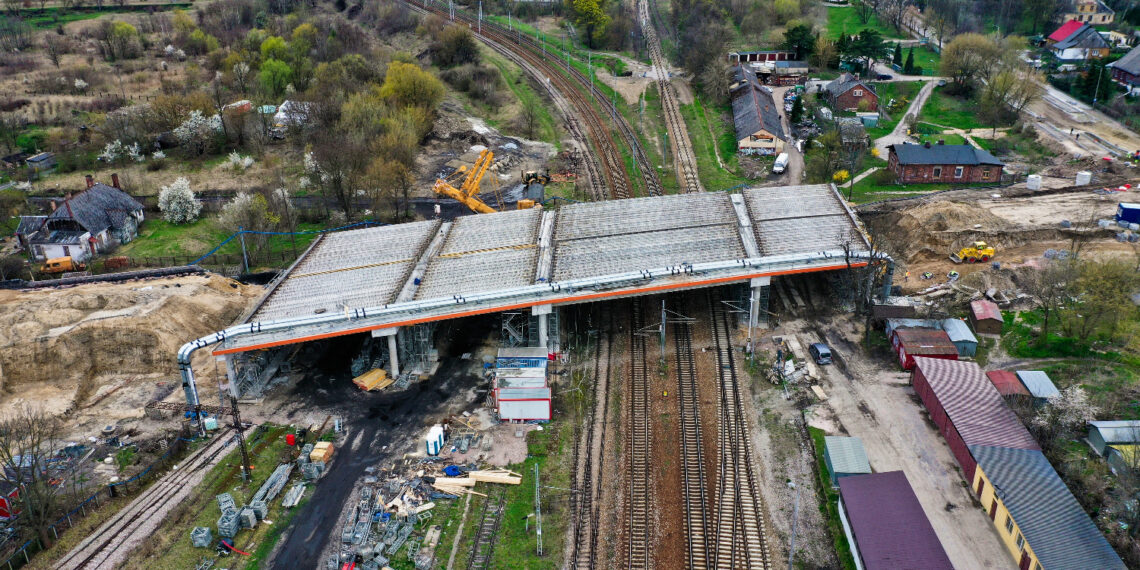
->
xmin=353 ymin=368 xmax=394 ymax=392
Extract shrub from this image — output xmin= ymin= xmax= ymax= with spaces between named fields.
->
xmin=158 ymin=177 xmax=202 ymax=224
xmin=430 ymin=25 xmax=479 ymax=68
xmin=871 ymin=169 xmax=897 ymax=185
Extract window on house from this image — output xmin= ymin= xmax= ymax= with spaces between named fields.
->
xmin=1016 ymin=533 xmax=1025 ymax=550
xmin=1034 ymin=563 xmax=1042 ymax=570
xmin=853 ymin=89 xmax=863 ymax=96
xmin=954 ymin=166 xmax=964 ymax=178
xmin=982 ymin=167 xmax=992 ymax=179
xmin=1005 ymin=515 xmax=1015 ymax=533
xmin=933 ymin=167 xmax=942 ymax=178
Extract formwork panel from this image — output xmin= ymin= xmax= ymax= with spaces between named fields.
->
xmin=439 ymin=208 xmax=541 ymax=255
xmin=291 ymin=221 xmax=439 ymax=274
xmin=744 ymin=184 xmax=842 ymax=221
xmin=754 ymin=215 xmax=862 ymax=256
xmin=415 ymin=248 xmax=538 ymax=300
xmin=554 ymin=193 xmax=734 ymax=241
xmin=553 ymin=225 xmax=744 ymax=281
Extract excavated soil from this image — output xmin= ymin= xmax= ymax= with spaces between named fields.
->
xmin=0 ymin=274 xmax=259 ymax=414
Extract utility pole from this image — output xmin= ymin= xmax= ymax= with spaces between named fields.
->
xmin=449 ymin=0 xmax=454 ymax=20
xmin=534 ymin=463 xmax=543 ymax=555
xmin=237 ymin=226 xmax=249 ymax=274
xmin=230 ymin=394 xmax=253 ymax=483
xmin=478 ymin=1 xmax=482 ymax=35
xmin=1093 ymin=63 xmax=1105 ymax=104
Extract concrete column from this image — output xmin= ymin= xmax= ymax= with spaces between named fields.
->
xmin=750 ymin=276 xmax=772 ymax=331
xmin=532 ymin=304 xmax=553 ymax=349
xmin=387 ymin=334 xmax=400 ymax=378
xmin=372 ymin=327 xmax=400 ymax=378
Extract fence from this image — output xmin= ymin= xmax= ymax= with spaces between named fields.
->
xmin=0 ymin=434 xmax=190 ymax=570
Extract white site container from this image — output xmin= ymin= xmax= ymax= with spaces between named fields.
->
xmin=1026 ymin=174 xmax=1042 ymax=190
xmin=495 ymin=367 xmax=548 ymax=389
xmin=425 ymin=424 xmax=445 ymax=456
xmin=1076 ymin=171 xmax=1092 ymax=186
xmin=497 ymin=387 xmax=552 ymax=421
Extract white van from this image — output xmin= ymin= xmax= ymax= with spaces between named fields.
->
xmin=772 ymin=153 xmax=790 ymax=174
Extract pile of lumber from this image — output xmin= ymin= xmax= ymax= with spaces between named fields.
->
xmin=353 ymin=368 xmax=393 ymax=391
xmin=430 ymin=469 xmax=522 ymax=497
xmin=309 ymin=441 xmax=334 ymax=462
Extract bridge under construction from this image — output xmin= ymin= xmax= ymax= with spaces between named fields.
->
xmin=177 ymin=184 xmax=878 ymax=407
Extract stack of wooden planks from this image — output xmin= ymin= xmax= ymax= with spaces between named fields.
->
xmin=430 ymin=469 xmax=522 ymax=496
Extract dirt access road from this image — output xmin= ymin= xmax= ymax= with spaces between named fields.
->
xmin=791 ymin=317 xmax=1014 ymax=569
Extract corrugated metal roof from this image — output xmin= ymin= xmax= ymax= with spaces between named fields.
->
xmin=1016 ymin=370 xmax=1060 ymax=399
xmin=497 ymin=347 xmax=549 ymax=358
xmin=970 ymin=300 xmax=1003 ymax=323
xmin=941 ymin=319 xmax=977 ymax=344
xmin=889 ymin=143 xmax=1004 ymax=166
xmin=970 ymin=445 xmax=1126 ymax=570
xmin=1088 ymin=420 xmax=1140 ymax=444
xmin=497 ymin=387 xmax=551 ymax=399
xmin=913 ymin=358 xmax=1040 ymax=450
xmin=885 ymin=318 xmax=940 ymax=337
xmin=895 ymin=329 xmax=957 ymax=355
xmin=1049 ymin=20 xmax=1085 ymax=42
xmin=838 ymin=471 xmax=954 ymax=570
xmin=986 ymin=370 xmax=1029 ymax=396
xmin=824 ymin=436 xmax=871 ymax=475
xmin=1053 ymin=23 xmax=1109 ymax=50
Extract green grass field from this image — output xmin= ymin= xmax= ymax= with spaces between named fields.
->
xmin=484 ymin=49 xmax=560 ymax=147
xmin=844 ymin=176 xmax=959 ymax=203
xmin=115 ymin=216 xmax=324 ymax=269
xmin=680 ymin=98 xmax=753 ymax=191
xmin=918 ymin=87 xmax=986 ymax=130
xmin=826 ymin=7 xmax=906 ymax=39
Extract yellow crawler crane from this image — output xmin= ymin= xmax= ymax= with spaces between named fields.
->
xmin=432 ymin=149 xmax=500 ymax=214
xmin=950 ymin=241 xmax=996 ymax=263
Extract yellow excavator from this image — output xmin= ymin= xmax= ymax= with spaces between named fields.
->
xmin=432 ymin=149 xmax=501 ymax=214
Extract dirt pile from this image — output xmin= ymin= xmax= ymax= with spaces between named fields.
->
xmin=0 ymin=274 xmax=259 ymax=393
xmin=872 ymin=200 xmax=1015 ymax=261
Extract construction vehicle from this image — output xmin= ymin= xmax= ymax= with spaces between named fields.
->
xmin=522 ymin=170 xmax=551 ymax=186
xmin=950 ymin=241 xmax=995 ymax=263
xmin=432 ymin=149 xmax=501 ymax=214
xmin=39 ymin=257 xmax=86 ymax=274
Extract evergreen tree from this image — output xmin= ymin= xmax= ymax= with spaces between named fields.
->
xmin=893 ymin=42 xmax=903 ymax=66
xmin=904 ymin=47 xmax=915 ymax=75
xmin=790 ymin=96 xmax=804 ymax=123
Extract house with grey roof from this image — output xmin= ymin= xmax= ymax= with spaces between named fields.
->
xmin=730 ymin=65 xmax=786 ymax=156
xmin=970 ymin=445 xmax=1126 ymax=570
xmin=836 ymin=118 xmax=868 ymax=152
xmin=823 ymin=436 xmax=871 ymax=486
xmin=823 ymin=73 xmax=878 ymax=112
xmin=887 ymin=142 xmax=1004 ymax=184
xmin=1110 ymin=44 xmax=1140 ymax=88
xmin=19 ymin=175 xmax=144 ymax=263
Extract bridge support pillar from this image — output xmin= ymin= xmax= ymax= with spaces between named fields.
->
xmin=372 ymin=327 xmax=400 ymax=378
xmin=750 ymin=276 xmax=771 ymax=332
xmin=532 ymin=304 xmax=553 ymax=349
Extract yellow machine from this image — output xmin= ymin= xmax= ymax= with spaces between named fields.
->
xmin=950 ymin=241 xmax=995 ymax=263
xmin=432 ymin=149 xmax=501 ymax=214
xmin=39 ymin=257 xmax=86 ymax=274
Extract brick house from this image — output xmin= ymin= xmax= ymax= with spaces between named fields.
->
xmin=1110 ymin=44 xmax=1140 ymax=89
xmin=823 ymin=73 xmax=878 ymax=112
xmin=887 ymin=142 xmax=1004 ymax=184
xmin=1061 ymin=0 xmax=1114 ymax=25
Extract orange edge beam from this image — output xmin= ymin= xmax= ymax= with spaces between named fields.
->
xmin=213 ymin=262 xmax=867 ymax=355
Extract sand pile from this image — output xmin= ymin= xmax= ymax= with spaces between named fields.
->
xmin=0 ymin=274 xmax=259 ymax=393
xmin=872 ymin=200 xmax=1015 ymax=262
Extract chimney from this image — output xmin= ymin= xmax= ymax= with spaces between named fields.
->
xmin=84 ymin=174 xmax=93 ymax=189
xmin=50 ymin=200 xmax=57 ymax=212
xmin=924 ymin=141 xmax=932 ymax=148
xmin=111 ymin=173 xmax=120 ymax=189
xmin=937 ymin=139 xmax=945 ymax=145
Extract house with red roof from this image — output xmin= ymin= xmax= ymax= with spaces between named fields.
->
xmin=1047 ymin=21 xmax=1110 ymax=63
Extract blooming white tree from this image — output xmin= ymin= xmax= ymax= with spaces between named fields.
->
xmin=74 ymin=78 xmax=87 ymax=92
xmin=99 ymin=140 xmax=125 ymax=163
xmin=127 ymin=142 xmax=144 ymax=163
xmin=226 ymin=151 xmax=255 ymax=171
xmin=174 ymin=110 xmax=223 ymax=156
xmin=158 ymin=177 xmax=202 ymax=224
xmin=152 ymin=150 xmax=166 ymax=160
xmin=1032 ymin=385 xmax=1100 ymax=446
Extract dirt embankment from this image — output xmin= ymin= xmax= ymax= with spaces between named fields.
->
xmin=0 ymin=274 xmax=259 ymax=395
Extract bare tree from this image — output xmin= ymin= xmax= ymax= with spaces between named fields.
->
xmin=0 ymin=409 xmax=67 ymax=549
xmin=1023 ymin=258 xmax=1075 ymax=345
xmin=42 ymin=34 xmax=68 ymax=68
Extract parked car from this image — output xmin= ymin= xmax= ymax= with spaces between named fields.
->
xmin=876 ymin=73 xmax=893 ymax=80
xmin=772 ymin=153 xmax=790 ymax=174
xmin=809 ymin=342 xmax=832 ymax=365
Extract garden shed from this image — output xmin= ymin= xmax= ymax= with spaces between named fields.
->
xmin=1016 ymin=370 xmax=1060 ymax=404
xmin=893 ymin=329 xmax=957 ymax=370
xmin=1087 ymin=420 xmax=1140 ymax=456
xmin=823 ymin=436 xmax=872 ymax=486
xmin=941 ymin=318 xmax=978 ymax=357
xmin=969 ymin=300 xmax=1003 ymax=335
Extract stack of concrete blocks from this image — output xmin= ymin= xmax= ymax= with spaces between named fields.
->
xmin=190 ymin=526 xmax=212 ymax=548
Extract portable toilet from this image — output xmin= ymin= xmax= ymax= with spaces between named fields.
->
xmin=425 ymin=424 xmax=445 ymax=456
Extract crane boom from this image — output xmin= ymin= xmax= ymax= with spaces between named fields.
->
xmin=433 ymin=149 xmax=499 ymax=214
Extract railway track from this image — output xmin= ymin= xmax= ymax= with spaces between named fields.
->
xmin=570 ymin=314 xmax=615 ymax=569
xmin=409 ymin=1 xmax=663 ymax=199
xmin=639 ymin=0 xmax=703 ymax=193
xmin=708 ymin=293 xmax=772 ymax=570
xmin=626 ymin=300 xmax=652 ymax=568
xmin=56 ymin=427 xmax=238 ymax=569
xmin=467 ymin=491 xmax=507 ymax=570
xmin=673 ymin=317 xmax=710 ymax=569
